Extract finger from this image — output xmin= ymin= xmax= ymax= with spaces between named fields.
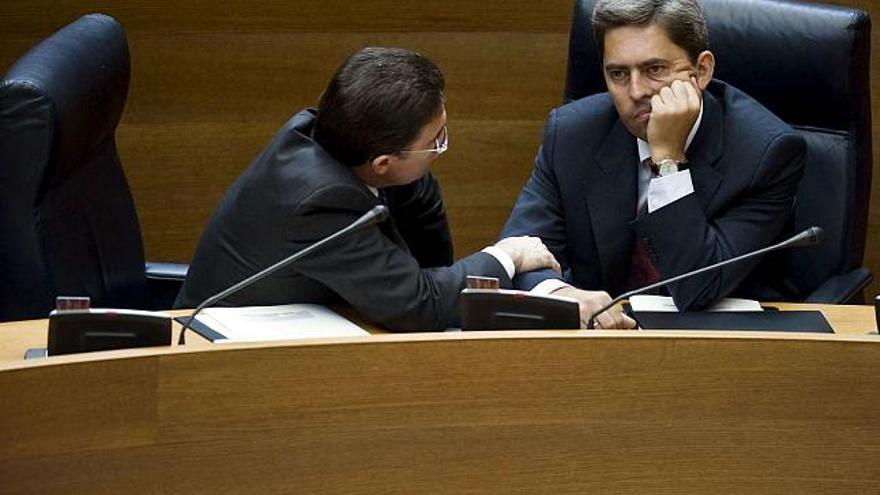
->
xmin=669 ymin=79 xmax=688 ymax=99
xmin=547 ymin=253 xmax=562 ymax=274
xmin=674 ymin=81 xmax=697 ymax=113
xmin=605 ymin=304 xmax=636 ymax=330
xmin=583 ymin=314 xmax=597 ymax=329
xmin=588 ymin=291 xmax=612 ymax=328
xmin=580 ymin=291 xmax=611 ymax=329
xmin=651 ymin=93 xmax=663 ymax=111
xmin=537 ymin=249 xmax=552 ymax=271
xmin=684 ymin=79 xmax=701 ymax=109
xmin=604 ymin=307 xmax=626 ymax=329
xmin=597 ymin=311 xmax=616 ymax=330
xmin=534 ymin=243 xmax=559 ymax=273
xmin=658 ymin=85 xmax=675 ymax=104
xmin=577 ymin=305 xmax=592 ymax=329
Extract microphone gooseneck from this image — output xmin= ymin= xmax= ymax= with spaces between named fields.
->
xmin=177 ymin=205 xmax=389 ymax=345
xmin=587 ymin=226 xmax=824 ymax=329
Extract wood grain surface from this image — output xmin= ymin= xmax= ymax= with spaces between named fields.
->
xmin=0 ymin=303 xmax=878 ymax=493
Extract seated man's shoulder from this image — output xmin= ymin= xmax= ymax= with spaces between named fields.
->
xmin=546 ymin=93 xmax=620 ymax=148
xmin=713 ymin=80 xmax=803 ymax=144
xmin=556 ymin=92 xmax=618 ymax=126
xmin=272 ymin=182 xmax=378 ymax=246
xmin=300 ymin=182 xmax=376 ymax=211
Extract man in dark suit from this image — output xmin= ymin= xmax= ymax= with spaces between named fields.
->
xmin=501 ymin=0 xmax=805 ymax=328
xmin=176 ymin=47 xmax=560 ymax=331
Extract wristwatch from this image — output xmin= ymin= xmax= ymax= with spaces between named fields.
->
xmin=651 ymin=158 xmax=687 ymax=177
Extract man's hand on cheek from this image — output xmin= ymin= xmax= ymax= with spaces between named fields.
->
xmin=646 ymin=77 xmax=701 ymax=162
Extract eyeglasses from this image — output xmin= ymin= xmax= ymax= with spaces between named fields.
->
xmin=398 ymin=125 xmax=448 ymax=156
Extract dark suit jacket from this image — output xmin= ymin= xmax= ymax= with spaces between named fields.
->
xmin=501 ymin=80 xmax=805 ymax=310
xmin=176 ymin=109 xmax=510 ymax=331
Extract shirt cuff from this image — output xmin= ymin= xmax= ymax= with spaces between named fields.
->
xmin=530 ymin=278 xmax=571 ymax=295
xmin=647 ymin=169 xmax=694 ymax=212
xmin=481 ymin=245 xmax=515 ymax=279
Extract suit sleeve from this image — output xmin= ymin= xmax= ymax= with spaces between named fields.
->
xmin=634 ymin=131 xmax=806 ymax=310
xmin=285 ymin=185 xmax=510 ymax=331
xmin=500 ymin=109 xmax=571 ymax=290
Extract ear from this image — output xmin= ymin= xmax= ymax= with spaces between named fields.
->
xmin=370 ymin=154 xmax=394 ymax=176
xmin=694 ymin=50 xmax=715 ymax=90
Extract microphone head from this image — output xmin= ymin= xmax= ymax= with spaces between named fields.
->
xmin=348 ymin=205 xmax=390 ymax=230
xmin=371 ymin=204 xmax=390 ymax=223
xmin=791 ymin=226 xmax=824 ymax=247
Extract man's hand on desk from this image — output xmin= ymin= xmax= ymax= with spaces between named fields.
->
xmin=494 ymin=236 xmax=562 ymax=274
xmin=552 ymin=286 xmax=637 ymax=329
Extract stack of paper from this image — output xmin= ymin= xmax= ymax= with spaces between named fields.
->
xmin=629 ymin=295 xmax=763 ymax=312
xmin=193 ymin=304 xmax=368 ymax=343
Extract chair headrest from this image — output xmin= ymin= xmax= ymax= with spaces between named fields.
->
xmin=1 ymin=13 xmax=130 ymax=184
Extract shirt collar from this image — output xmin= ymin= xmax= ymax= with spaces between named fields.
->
xmin=637 ymin=98 xmax=704 ymax=162
xmin=366 ymin=185 xmax=379 ymax=197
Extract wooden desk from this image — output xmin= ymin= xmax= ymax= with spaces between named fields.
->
xmin=1 ymin=304 xmax=878 ymax=493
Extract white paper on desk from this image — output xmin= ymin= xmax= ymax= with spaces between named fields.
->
xmin=195 ymin=304 xmax=368 ymax=343
xmin=629 ymin=295 xmax=763 ymax=312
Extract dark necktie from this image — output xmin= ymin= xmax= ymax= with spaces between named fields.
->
xmin=625 ymin=158 xmax=662 ymax=290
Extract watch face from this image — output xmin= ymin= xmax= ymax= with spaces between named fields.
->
xmin=658 ymin=160 xmax=679 ymax=176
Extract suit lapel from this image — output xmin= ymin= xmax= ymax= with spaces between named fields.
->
xmin=687 ymin=89 xmax=724 ymax=210
xmin=584 ymin=121 xmax=639 ymax=294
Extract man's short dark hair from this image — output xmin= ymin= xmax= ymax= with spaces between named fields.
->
xmin=592 ymin=0 xmax=708 ymax=64
xmin=313 ymin=47 xmax=445 ymax=167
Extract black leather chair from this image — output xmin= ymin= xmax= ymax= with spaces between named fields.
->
xmin=564 ymin=0 xmax=872 ymax=303
xmin=0 ymin=14 xmax=187 ymax=322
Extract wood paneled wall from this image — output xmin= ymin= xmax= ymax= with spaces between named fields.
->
xmin=1 ymin=0 xmax=879 ymax=298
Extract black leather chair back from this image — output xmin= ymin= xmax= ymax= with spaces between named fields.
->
xmin=0 ymin=14 xmax=148 ymax=321
xmin=565 ymin=0 xmax=872 ymax=301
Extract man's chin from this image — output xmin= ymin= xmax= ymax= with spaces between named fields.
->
xmin=623 ymin=121 xmax=649 ymax=141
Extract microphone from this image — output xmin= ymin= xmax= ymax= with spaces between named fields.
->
xmin=587 ymin=226 xmax=824 ymax=329
xmin=177 ymin=205 xmax=390 ymax=344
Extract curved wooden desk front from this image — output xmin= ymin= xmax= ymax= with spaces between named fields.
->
xmin=1 ymin=304 xmax=878 ymax=494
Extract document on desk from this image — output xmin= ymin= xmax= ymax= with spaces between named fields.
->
xmin=629 ymin=295 xmax=762 ymax=312
xmin=626 ymin=296 xmax=833 ymax=332
xmin=191 ymin=304 xmax=368 ymax=343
